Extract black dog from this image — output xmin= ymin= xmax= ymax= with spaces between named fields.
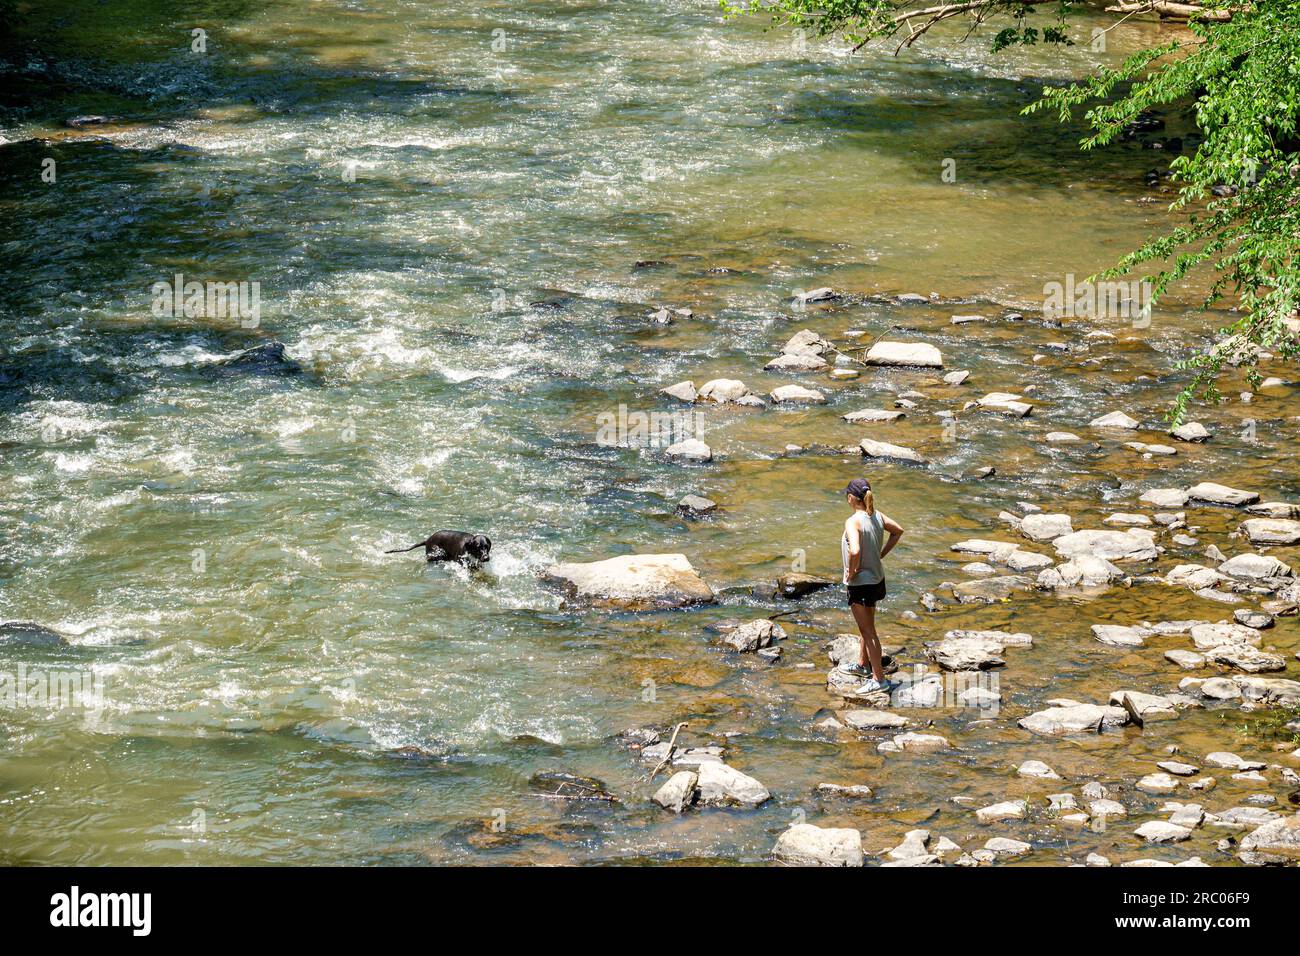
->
xmin=386 ymin=530 xmax=492 ymax=566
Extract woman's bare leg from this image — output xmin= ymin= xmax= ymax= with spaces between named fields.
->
xmin=850 ymin=602 xmax=885 ymax=681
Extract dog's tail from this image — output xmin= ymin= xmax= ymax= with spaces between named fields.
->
xmin=384 ymin=542 xmax=425 ymax=554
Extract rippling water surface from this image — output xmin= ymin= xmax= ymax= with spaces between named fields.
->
xmin=1 ymin=1 xmax=1295 ymax=865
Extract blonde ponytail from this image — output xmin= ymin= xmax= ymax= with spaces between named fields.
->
xmin=863 ymin=489 xmax=875 ymax=515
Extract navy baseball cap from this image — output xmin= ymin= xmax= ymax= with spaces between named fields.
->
xmin=842 ymin=478 xmax=872 ymax=498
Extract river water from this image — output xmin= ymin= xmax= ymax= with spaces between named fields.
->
xmin=1 ymin=1 xmax=1295 ymax=865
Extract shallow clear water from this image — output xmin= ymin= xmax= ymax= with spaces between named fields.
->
xmin=1 ymin=1 xmax=1295 ymax=865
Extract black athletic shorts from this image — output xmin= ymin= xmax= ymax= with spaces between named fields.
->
xmin=846 ymin=580 xmax=886 ymax=607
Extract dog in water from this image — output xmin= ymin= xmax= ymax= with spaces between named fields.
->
xmin=385 ymin=530 xmax=492 ymax=567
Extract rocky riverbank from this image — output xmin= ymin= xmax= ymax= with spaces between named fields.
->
xmin=536 ymin=287 xmax=1300 ymax=866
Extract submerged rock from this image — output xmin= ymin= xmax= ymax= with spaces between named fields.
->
xmin=793 ymin=287 xmax=839 ymax=305
xmin=0 ymin=622 xmax=69 ymax=647
xmin=816 ymin=782 xmax=874 ymax=799
xmin=859 ymin=438 xmax=926 ymax=464
xmin=842 ymin=408 xmax=906 ymax=423
xmin=984 ymin=837 xmax=1032 ymax=857
xmin=210 ymin=341 xmax=302 ymax=378
xmin=775 ymin=572 xmax=835 ymax=600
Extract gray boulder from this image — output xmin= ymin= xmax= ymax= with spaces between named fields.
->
xmin=773 ymin=824 xmax=864 ymax=867
xmin=652 ymin=771 xmax=698 ymax=813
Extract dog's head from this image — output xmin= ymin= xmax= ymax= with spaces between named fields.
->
xmin=467 ymin=534 xmax=492 ymax=562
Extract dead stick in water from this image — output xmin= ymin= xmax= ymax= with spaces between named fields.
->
xmin=645 ymin=721 xmax=688 ymax=783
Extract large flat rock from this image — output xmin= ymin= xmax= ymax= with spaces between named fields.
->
xmin=1186 ymin=482 xmax=1259 ymax=507
xmin=864 ymin=341 xmax=943 ymax=368
xmin=1020 ymin=513 xmax=1073 ymax=542
xmin=1240 ymin=813 xmax=1300 ymax=865
xmin=842 ymin=408 xmax=906 ymax=423
xmin=1019 ymin=703 xmax=1128 ymax=736
xmin=543 ymin=553 xmax=715 ymax=609
xmin=1240 ymin=518 xmax=1300 ymax=545
xmin=1053 ymin=529 xmax=1158 ymax=562
xmin=860 ymin=438 xmax=926 ymax=464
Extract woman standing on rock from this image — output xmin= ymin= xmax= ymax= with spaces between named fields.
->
xmin=839 ymin=478 xmax=904 ymax=695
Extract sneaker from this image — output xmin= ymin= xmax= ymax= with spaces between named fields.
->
xmin=836 ymin=662 xmax=870 ymax=678
xmin=854 ymin=677 xmax=897 ymax=695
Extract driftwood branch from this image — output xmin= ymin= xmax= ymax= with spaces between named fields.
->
xmin=645 ymin=721 xmax=688 ymax=783
xmin=844 ymin=0 xmax=1234 ymax=53
xmin=1105 ymin=1 xmax=1233 ymax=21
